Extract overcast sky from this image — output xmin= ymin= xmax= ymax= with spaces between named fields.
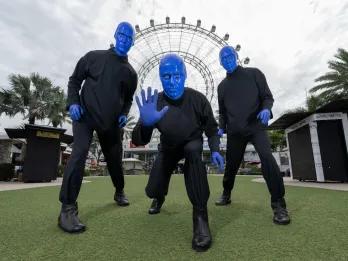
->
xmin=0 ymin=0 xmax=347 ymax=133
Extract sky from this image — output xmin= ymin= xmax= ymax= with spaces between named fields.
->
xmin=0 ymin=0 xmax=347 ymax=133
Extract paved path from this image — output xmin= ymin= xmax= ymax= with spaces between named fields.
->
xmin=2 ymin=175 xmax=347 ymax=192
xmin=0 ymin=178 xmax=90 ymax=192
xmin=253 ymin=177 xmax=348 ymax=191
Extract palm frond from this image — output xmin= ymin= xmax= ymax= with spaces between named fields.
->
xmin=310 ymin=48 xmax=348 ymax=99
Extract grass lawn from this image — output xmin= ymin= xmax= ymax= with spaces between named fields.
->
xmin=0 ymin=175 xmax=347 ymax=261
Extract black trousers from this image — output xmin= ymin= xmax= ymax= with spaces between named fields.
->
xmin=223 ymin=130 xmax=285 ymax=203
xmin=145 ymin=139 xmax=209 ymax=210
xmin=59 ymin=119 xmax=124 ymax=204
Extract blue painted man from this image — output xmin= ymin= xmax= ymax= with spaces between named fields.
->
xmin=58 ymin=22 xmax=138 ymax=233
xmin=215 ymin=46 xmax=290 ymax=225
xmin=132 ymin=54 xmax=224 ymax=251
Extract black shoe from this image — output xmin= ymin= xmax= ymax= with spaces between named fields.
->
xmin=272 ymin=199 xmax=291 ymax=225
xmin=114 ymin=191 xmax=130 ymax=206
xmin=58 ymin=203 xmax=86 ymax=233
xmin=192 ymin=208 xmax=212 ymax=252
xmin=148 ymin=197 xmax=165 ymax=215
xmin=215 ymin=191 xmax=231 ymax=206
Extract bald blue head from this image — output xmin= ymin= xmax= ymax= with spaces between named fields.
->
xmin=159 ymin=54 xmax=187 ymax=100
xmin=114 ymin=22 xmax=135 ymax=56
xmin=219 ymin=46 xmax=238 ymax=73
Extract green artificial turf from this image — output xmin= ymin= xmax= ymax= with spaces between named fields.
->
xmin=0 ymin=175 xmax=347 ymax=261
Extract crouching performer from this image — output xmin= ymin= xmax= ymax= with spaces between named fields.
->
xmin=132 ymin=54 xmax=224 ymax=251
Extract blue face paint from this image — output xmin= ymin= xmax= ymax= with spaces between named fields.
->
xmin=159 ymin=54 xmax=187 ymax=100
xmin=219 ymin=46 xmax=238 ymax=73
xmin=114 ymin=22 xmax=135 ymax=56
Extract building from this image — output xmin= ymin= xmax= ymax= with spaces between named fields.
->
xmin=269 ymin=99 xmax=348 ymax=182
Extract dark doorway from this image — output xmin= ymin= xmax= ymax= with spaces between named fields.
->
xmin=317 ymin=120 xmax=348 ymax=182
xmin=288 ymin=125 xmax=316 ymax=181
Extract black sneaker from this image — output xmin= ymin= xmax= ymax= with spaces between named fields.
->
xmin=215 ymin=191 xmax=231 ymax=206
xmin=58 ymin=202 xmax=86 ymax=233
xmin=272 ymin=199 xmax=290 ymax=225
xmin=114 ymin=191 xmax=130 ymax=206
xmin=148 ymin=198 xmax=165 ymax=215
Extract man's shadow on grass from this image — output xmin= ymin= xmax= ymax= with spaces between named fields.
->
xmin=81 ymin=202 xmax=125 ymax=221
xmin=209 ymin=199 xmax=266 ymax=238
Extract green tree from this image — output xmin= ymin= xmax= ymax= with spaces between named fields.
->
xmin=47 ymin=87 xmax=69 ymax=127
xmin=310 ymin=48 xmax=348 ymax=102
xmin=283 ymin=107 xmax=308 ymax=114
xmin=0 ymin=73 xmax=69 ymax=127
xmin=0 ymin=73 xmax=53 ymax=125
xmin=283 ymin=95 xmax=327 ymax=114
xmin=306 ymin=94 xmax=327 ymax=112
xmin=268 ymin=130 xmax=287 ymax=151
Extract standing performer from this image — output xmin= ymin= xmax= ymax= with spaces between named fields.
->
xmin=132 ymin=54 xmax=224 ymax=251
xmin=58 ymin=22 xmax=138 ymax=233
xmin=215 ymin=46 xmax=290 ymax=225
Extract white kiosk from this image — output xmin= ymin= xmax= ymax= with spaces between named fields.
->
xmin=269 ymin=99 xmax=348 ymax=182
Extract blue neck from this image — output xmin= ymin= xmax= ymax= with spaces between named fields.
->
xmin=113 ymin=47 xmax=126 ymax=57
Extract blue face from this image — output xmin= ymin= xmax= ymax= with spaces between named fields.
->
xmin=114 ymin=22 xmax=135 ymax=56
xmin=159 ymin=54 xmax=187 ymax=100
xmin=219 ymin=46 xmax=238 ymax=73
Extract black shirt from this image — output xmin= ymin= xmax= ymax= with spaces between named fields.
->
xmin=132 ymin=88 xmax=220 ymax=152
xmin=67 ymin=48 xmax=138 ymax=131
xmin=218 ymin=66 xmax=274 ymax=135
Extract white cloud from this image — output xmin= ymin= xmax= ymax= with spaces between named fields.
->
xmin=0 ymin=0 xmax=347 ymax=131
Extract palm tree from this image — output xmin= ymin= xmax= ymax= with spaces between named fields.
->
xmin=46 ymin=87 xmax=69 ymax=128
xmin=306 ymin=94 xmax=326 ymax=112
xmin=0 ymin=73 xmax=53 ymax=125
xmin=310 ymin=48 xmax=348 ymax=102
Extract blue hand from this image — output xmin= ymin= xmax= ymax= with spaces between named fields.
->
xmin=136 ymin=87 xmax=169 ymax=127
xmin=257 ymin=109 xmax=270 ymax=125
xmin=69 ymin=104 xmax=83 ymax=121
xmin=211 ymin=152 xmax=225 ymax=172
xmin=118 ymin=115 xmax=127 ymax=128
xmin=217 ymin=128 xmax=224 ymax=137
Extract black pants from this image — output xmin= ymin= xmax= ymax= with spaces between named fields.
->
xmin=59 ymin=119 xmax=124 ymax=204
xmin=223 ymin=130 xmax=285 ymax=203
xmin=145 ymin=139 xmax=209 ymax=209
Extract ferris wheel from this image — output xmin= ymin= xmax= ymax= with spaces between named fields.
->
xmin=128 ymin=17 xmax=250 ymax=111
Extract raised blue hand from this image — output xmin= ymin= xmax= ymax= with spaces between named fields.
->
xmin=69 ymin=104 xmax=83 ymax=121
xmin=135 ymin=87 xmax=169 ymax=127
xmin=217 ymin=128 xmax=224 ymax=137
xmin=118 ymin=115 xmax=127 ymax=128
xmin=257 ymin=109 xmax=271 ymax=125
xmin=211 ymin=151 xmax=225 ymax=172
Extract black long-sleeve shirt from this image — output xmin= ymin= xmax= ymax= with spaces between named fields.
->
xmin=132 ymin=88 xmax=220 ymax=152
xmin=67 ymin=48 xmax=137 ymax=131
xmin=218 ymin=66 xmax=274 ymax=135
